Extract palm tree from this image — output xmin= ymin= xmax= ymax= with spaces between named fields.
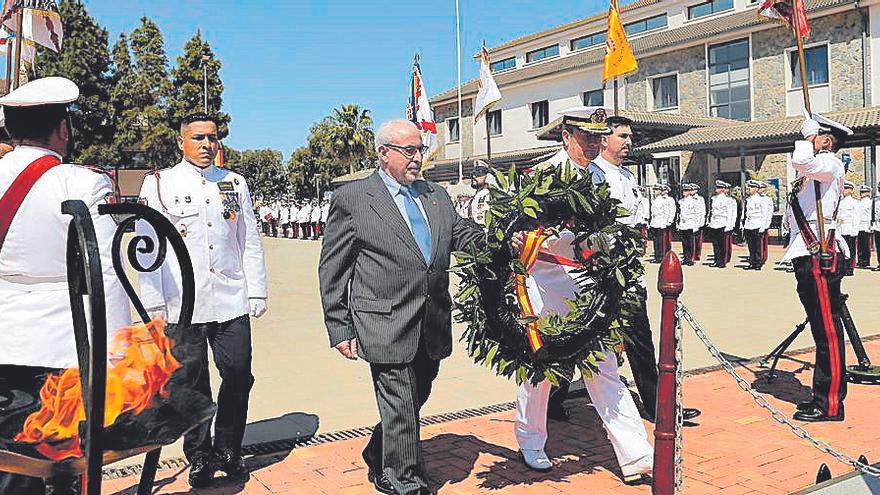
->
xmin=330 ymin=104 xmax=374 ymax=175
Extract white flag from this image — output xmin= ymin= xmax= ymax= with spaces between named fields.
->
xmin=1 ymin=1 xmax=63 ymax=53
xmin=0 ymin=29 xmax=37 ymax=64
xmin=406 ymin=55 xmax=439 ymax=160
xmin=474 ymin=46 xmax=502 ymax=123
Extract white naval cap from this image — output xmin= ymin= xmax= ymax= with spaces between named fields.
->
xmin=844 ymin=181 xmax=855 ymax=189
xmin=715 ymin=180 xmax=731 ymax=188
xmin=558 ymin=106 xmax=615 ymax=135
xmin=746 ymin=179 xmax=762 ymax=188
xmin=859 ymin=184 xmax=871 ymax=193
xmin=0 ymin=76 xmax=79 ymax=107
xmin=802 ymin=107 xmax=853 ymax=137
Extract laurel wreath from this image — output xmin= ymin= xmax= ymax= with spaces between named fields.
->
xmin=451 ymin=162 xmax=645 ymax=386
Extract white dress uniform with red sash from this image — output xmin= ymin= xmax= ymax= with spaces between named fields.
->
xmin=514 ymin=148 xmax=652 ymax=468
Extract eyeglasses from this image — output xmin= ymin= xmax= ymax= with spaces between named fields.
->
xmin=384 ymin=143 xmax=429 ymax=158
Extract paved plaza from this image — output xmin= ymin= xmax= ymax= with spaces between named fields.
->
xmin=102 ymin=237 xmax=880 ymax=494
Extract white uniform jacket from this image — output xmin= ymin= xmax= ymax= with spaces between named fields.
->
xmin=708 ymin=194 xmax=737 ymax=231
xmin=279 ymin=204 xmax=290 ymax=224
xmin=858 ymin=197 xmax=872 ymax=233
xmin=587 ymin=154 xmax=643 ymax=227
xmin=873 ymin=198 xmax=880 ymax=232
xmin=760 ymin=195 xmax=774 ymax=231
xmin=635 ymin=196 xmax=650 ymax=226
xmin=296 ymin=203 xmax=311 ymax=223
xmin=468 ymin=188 xmax=490 ymax=225
xmin=320 ymin=203 xmax=330 ymax=223
xmin=288 ymin=205 xmax=299 ymax=224
xmin=677 ymin=195 xmax=705 ymax=231
xmin=783 ymin=141 xmax=848 ymax=261
xmin=310 ymin=203 xmax=322 ymax=223
xmin=836 ymin=196 xmax=861 ymax=237
xmin=138 ymin=160 xmax=268 ymax=325
xmin=0 ymin=146 xmax=131 ymax=368
xmin=649 ymin=196 xmax=675 ymax=229
xmin=744 ymin=195 xmax=765 ymax=230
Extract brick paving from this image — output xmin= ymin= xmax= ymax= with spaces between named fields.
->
xmin=102 ymin=339 xmax=880 ymax=495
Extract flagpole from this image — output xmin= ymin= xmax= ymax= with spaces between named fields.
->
xmin=4 ymin=41 xmax=11 ymax=93
xmin=455 ymin=0 xmax=464 ymax=183
xmin=486 ymin=112 xmax=492 ymax=161
xmin=12 ymin=6 xmax=23 ymax=90
xmin=613 ymin=77 xmax=619 ymax=116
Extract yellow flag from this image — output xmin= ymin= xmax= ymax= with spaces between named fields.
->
xmin=603 ymin=0 xmax=638 ymax=81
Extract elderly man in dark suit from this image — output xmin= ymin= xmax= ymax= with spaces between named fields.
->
xmin=319 ymin=119 xmax=482 ymax=495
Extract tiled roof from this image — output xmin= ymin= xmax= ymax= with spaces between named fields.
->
xmin=423 ymin=145 xmax=562 ymax=182
xmin=536 ymin=111 xmax=735 ymax=141
xmin=431 ymin=0 xmax=851 ymax=105
xmin=637 ymin=106 xmax=880 ymax=154
xmin=486 ymin=0 xmax=659 ymax=55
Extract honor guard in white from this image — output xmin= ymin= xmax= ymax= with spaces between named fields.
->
xmin=856 ymin=184 xmax=873 ymax=268
xmin=279 ymin=200 xmax=291 ymax=238
xmin=837 ymin=182 xmax=860 ymax=275
xmin=649 ymin=184 xmax=675 ymax=263
xmin=707 ymin=180 xmax=738 ymax=267
xmin=677 ymin=183 xmax=706 ymax=265
xmin=873 ymin=182 xmax=880 ymax=270
xmin=320 ymin=198 xmax=330 ymax=234
xmin=137 ymin=112 xmax=268 ymax=488
xmin=783 ymin=110 xmax=851 ymax=422
xmin=634 ymin=186 xmax=650 ymax=254
xmin=288 ymin=201 xmax=300 ymax=238
xmin=467 ymin=159 xmax=493 ymax=226
xmin=0 ymin=77 xmax=132 ymax=493
xmin=513 ymin=107 xmax=655 ymax=483
xmin=758 ymin=182 xmax=774 ymax=266
xmin=296 ymin=199 xmax=312 ymax=239
xmin=310 ymin=199 xmax=322 ymax=239
xmin=743 ymin=179 xmax=768 ymax=270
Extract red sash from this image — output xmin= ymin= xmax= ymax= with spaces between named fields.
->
xmin=0 ymin=154 xmax=63 ymax=252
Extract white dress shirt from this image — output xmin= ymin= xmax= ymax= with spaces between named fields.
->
xmin=138 ymin=160 xmax=268 ymax=324
xmin=783 ymin=141 xmax=848 ymax=261
xmin=0 ymin=146 xmax=131 ymax=368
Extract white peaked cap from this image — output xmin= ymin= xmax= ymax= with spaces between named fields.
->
xmin=802 ymin=106 xmax=854 ymax=136
xmin=0 ymin=77 xmax=79 ymax=107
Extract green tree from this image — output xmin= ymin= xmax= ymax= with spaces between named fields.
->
xmin=127 ymin=17 xmax=177 ymax=168
xmin=35 ymin=0 xmax=113 ymax=164
xmin=328 ymin=104 xmax=374 ymax=174
xmin=169 ymin=31 xmax=231 ymax=138
xmin=109 ymin=33 xmax=140 ymax=166
xmin=227 ymin=149 xmax=289 ymax=201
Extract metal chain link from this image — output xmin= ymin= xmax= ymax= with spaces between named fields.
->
xmin=676 ymin=302 xmax=880 ymax=478
xmin=674 ymin=310 xmax=684 ymax=492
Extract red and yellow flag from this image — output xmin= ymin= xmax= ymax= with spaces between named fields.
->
xmin=214 ymin=143 xmax=225 ymax=167
xmin=602 ymin=0 xmax=638 ymax=81
xmin=757 ymin=0 xmax=810 ymax=39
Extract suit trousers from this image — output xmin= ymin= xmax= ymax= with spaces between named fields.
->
xmin=680 ymin=229 xmax=695 ymax=263
xmin=363 ymin=339 xmax=440 ymax=495
xmin=857 ymin=231 xmax=872 ymax=266
xmin=171 ymin=314 xmax=255 ymax=461
xmin=744 ymin=229 xmax=762 ymax=268
xmin=515 ymin=353 xmax=652 ymax=467
xmin=624 ymin=289 xmax=659 ymax=416
xmin=793 ymin=255 xmax=847 ymax=416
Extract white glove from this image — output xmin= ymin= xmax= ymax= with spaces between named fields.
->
xmin=249 ymin=298 xmax=268 ymax=318
xmin=801 ymin=118 xmax=820 ymax=139
xmin=145 ymin=306 xmax=167 ymax=323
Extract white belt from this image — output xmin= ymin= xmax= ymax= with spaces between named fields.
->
xmin=0 ymin=275 xmax=68 ymax=291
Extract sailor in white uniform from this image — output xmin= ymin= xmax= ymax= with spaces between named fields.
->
xmin=138 ymin=112 xmax=268 ymax=488
xmin=649 ymin=184 xmax=675 ymax=263
xmin=677 ymin=183 xmax=705 ymax=265
xmin=856 ymin=184 xmax=873 ymax=268
xmin=707 ymin=180 xmax=738 ymax=267
xmin=837 ymin=182 xmax=860 ymax=275
xmin=467 ymin=160 xmax=493 ymax=226
xmin=0 ymin=77 xmax=131 ymax=493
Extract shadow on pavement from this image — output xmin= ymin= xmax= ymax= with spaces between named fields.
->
xmin=751 ymin=368 xmax=812 ymax=406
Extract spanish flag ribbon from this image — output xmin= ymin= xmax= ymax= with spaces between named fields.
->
xmin=602 ymin=0 xmax=638 ymax=81
xmin=515 ymin=228 xmax=549 ymax=352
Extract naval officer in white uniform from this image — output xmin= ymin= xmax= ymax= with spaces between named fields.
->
xmin=0 ymin=77 xmax=130 ymax=494
xmin=138 ymin=112 xmax=268 ymax=488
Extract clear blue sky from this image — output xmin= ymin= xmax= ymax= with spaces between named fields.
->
xmin=83 ymin=0 xmax=606 ymax=158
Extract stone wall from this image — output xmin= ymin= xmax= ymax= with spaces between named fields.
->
xmin=625 ymin=45 xmax=706 ymax=116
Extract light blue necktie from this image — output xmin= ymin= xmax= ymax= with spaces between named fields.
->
xmin=400 ymin=186 xmax=432 ymax=262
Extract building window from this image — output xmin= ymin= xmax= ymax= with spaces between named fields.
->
xmin=531 ymin=100 xmax=549 ymax=129
xmin=687 ymin=0 xmax=733 ymax=19
xmin=490 ymin=57 xmax=516 ymax=73
xmin=708 ymin=38 xmax=751 ymax=121
xmin=447 ymin=118 xmax=460 ymax=143
xmin=487 ymin=110 xmax=502 ymax=136
xmin=654 ymin=157 xmax=681 ymax=186
xmin=651 ymin=74 xmax=678 ymax=110
xmin=583 ymin=89 xmax=604 ymax=106
xmin=526 ymin=44 xmax=559 ymax=63
xmin=625 ymin=14 xmax=667 ymax=36
xmin=790 ymin=44 xmax=829 ymax=88
xmin=571 ymin=32 xmax=606 ymax=51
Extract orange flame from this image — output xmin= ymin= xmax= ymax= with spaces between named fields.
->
xmin=14 ymin=318 xmax=181 ymax=460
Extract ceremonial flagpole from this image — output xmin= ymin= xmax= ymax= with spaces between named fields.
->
xmin=4 ymin=40 xmax=11 ymax=93
xmin=483 ymin=41 xmax=493 ymax=162
xmin=455 ymin=0 xmax=464 ymax=182
xmin=613 ymin=77 xmax=619 ymax=116
xmin=12 ymin=6 xmax=23 ymax=90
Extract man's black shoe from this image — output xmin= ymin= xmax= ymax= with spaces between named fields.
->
xmin=367 ymin=468 xmax=397 ymax=495
xmin=793 ymin=405 xmax=844 ymax=422
xmin=215 ymin=448 xmax=249 ymax=481
xmin=683 ymin=408 xmax=701 ymax=420
xmin=796 ymin=400 xmax=814 ymax=412
xmin=188 ymin=453 xmax=215 ymax=488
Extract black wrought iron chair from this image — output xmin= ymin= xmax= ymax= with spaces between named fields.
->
xmin=0 ymin=201 xmax=209 ymax=494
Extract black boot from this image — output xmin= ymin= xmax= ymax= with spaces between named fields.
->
xmin=188 ymin=452 xmax=216 ymax=488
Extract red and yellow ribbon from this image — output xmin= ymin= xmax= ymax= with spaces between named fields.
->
xmin=515 ymin=228 xmax=549 ymax=352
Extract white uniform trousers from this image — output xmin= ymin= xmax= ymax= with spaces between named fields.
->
xmin=514 ymin=353 xmax=652 ymax=467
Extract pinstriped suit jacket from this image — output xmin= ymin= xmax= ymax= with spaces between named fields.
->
xmin=319 ymin=170 xmax=482 ymax=364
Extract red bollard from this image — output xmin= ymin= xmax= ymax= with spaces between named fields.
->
xmin=653 ymin=251 xmax=683 ymax=495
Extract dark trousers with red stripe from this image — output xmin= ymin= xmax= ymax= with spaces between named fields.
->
xmin=709 ymin=227 xmax=730 ymax=267
xmin=761 ymin=231 xmax=770 ymax=264
xmin=843 ymin=235 xmax=857 ymax=275
xmin=694 ymin=228 xmax=704 ymax=260
xmin=857 ymin=231 xmax=872 ymax=267
xmin=652 ymin=226 xmax=672 ymax=262
xmin=793 ymin=255 xmax=847 ymax=417
xmin=874 ymin=231 xmax=880 ymax=266
xmin=680 ymin=229 xmax=697 ymax=264
xmin=744 ymin=229 xmax=763 ymax=268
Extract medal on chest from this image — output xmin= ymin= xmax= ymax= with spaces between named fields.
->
xmin=221 ymin=191 xmax=242 ymax=220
